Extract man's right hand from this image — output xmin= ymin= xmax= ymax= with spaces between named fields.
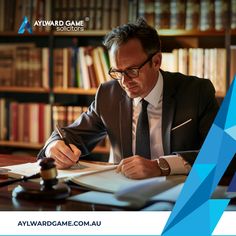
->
xmin=45 ymin=140 xmax=81 ymax=169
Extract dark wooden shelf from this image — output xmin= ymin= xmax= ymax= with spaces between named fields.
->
xmin=230 ymin=29 xmax=236 ymax=36
xmin=93 ymin=146 xmax=109 ymax=154
xmin=0 ymin=141 xmax=43 ymax=149
xmin=158 ymin=29 xmax=226 ymax=37
xmin=216 ymin=91 xmax=226 ymax=98
xmin=0 ymin=31 xmax=51 ymax=37
xmin=0 ymin=29 xmax=228 ymax=38
xmin=53 ymin=88 xmax=97 ymax=95
xmin=53 ymin=30 xmax=109 ymax=37
xmin=0 ymin=86 xmax=50 ymax=93
xmin=0 ymin=141 xmax=109 ymax=154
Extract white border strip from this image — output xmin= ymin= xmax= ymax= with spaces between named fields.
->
xmin=0 ymin=211 xmax=236 ymax=235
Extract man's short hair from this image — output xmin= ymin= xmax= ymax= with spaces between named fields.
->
xmin=103 ymin=18 xmax=161 ymax=56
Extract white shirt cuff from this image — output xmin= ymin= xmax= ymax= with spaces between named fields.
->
xmin=45 ymin=141 xmax=57 ymax=157
xmin=160 ymin=154 xmax=191 ymax=175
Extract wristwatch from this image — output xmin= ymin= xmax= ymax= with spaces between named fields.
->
xmin=158 ymin=158 xmax=171 ymax=176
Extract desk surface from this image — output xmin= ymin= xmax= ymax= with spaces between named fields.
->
xmin=0 ymin=154 xmax=123 ymax=211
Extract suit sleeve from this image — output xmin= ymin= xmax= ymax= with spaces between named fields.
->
xmin=37 ymin=84 xmax=107 ymax=159
xmin=175 ymin=79 xmax=219 ymax=166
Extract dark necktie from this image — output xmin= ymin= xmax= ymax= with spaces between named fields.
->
xmin=135 ymin=99 xmax=151 ymax=159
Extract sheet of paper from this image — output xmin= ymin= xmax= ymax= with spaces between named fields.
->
xmin=71 ymin=169 xmax=169 ymax=193
xmin=2 ymin=161 xmax=116 ymax=180
xmin=151 ymin=183 xmax=236 ymax=202
xmin=68 ymin=191 xmax=131 ymax=208
xmin=71 ymin=171 xmax=186 ymax=200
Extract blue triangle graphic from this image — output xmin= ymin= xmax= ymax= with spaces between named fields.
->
xmin=18 ymin=16 xmax=33 ymax=34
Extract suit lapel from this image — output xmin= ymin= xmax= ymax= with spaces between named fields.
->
xmin=162 ymin=72 xmax=176 ymax=155
xmin=119 ymin=93 xmax=133 ymax=158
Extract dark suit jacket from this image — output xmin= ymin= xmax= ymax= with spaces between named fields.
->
xmin=38 ymin=70 xmax=219 ymax=166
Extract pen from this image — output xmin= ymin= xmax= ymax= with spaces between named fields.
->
xmin=0 ymin=173 xmax=41 ymax=188
xmin=55 ymin=124 xmax=73 ymax=152
xmin=171 ymin=119 xmax=192 ymax=131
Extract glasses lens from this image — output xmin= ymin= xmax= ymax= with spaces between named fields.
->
xmin=109 ymin=70 xmax=122 ymax=80
xmin=126 ymin=68 xmax=139 ymax=78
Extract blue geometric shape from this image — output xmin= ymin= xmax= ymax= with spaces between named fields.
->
xmin=225 ymin=126 xmax=236 ymax=140
xmin=208 ymin=199 xmax=230 ymax=233
xmin=194 ymin=164 xmax=215 ymax=181
xmin=211 ymin=131 xmax=236 ymax=189
xmin=196 ymin=124 xmax=224 ymax=164
xmin=214 ymin=77 xmax=236 ymax=130
xmin=162 ymin=199 xmax=229 ymax=236
xmin=162 ymin=77 xmax=236 ymax=235
xmin=18 ymin=16 xmax=32 ymax=34
xmin=162 ymin=166 xmax=216 ymax=233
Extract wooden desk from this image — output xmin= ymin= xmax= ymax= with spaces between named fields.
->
xmin=0 ymin=154 xmax=123 ymax=211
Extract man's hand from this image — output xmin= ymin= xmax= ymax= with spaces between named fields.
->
xmin=47 ymin=140 xmax=81 ymax=169
xmin=116 ymin=155 xmax=161 ymax=179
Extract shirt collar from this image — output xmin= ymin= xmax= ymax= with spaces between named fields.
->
xmin=133 ymin=72 xmax=163 ymax=108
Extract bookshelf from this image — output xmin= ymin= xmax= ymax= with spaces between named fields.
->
xmin=0 ymin=0 xmax=235 ymax=158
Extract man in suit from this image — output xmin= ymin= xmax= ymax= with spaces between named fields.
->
xmin=38 ymin=19 xmax=219 ymax=179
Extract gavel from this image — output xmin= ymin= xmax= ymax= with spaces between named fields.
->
xmin=1 ymin=158 xmax=71 ymax=200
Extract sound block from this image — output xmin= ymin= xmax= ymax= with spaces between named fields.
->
xmin=12 ymin=183 xmax=71 ymax=200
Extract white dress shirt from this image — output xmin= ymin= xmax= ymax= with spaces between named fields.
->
xmin=132 ymin=72 xmax=191 ymax=175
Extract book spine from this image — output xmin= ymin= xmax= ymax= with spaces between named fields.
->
xmin=185 ymin=0 xmax=199 ymax=30
xmin=154 ymin=0 xmax=170 ymax=29
xmin=200 ymin=0 xmax=215 ymax=31
xmin=232 ymin=0 xmax=236 ymax=29
xmin=215 ymin=0 xmax=228 ymax=30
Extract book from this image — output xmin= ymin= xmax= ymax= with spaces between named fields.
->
xmin=170 ymin=0 xmax=186 ymax=29
xmin=185 ymin=0 xmax=199 ymax=30
xmin=154 ymin=0 xmax=170 ymax=29
xmin=214 ymin=0 xmax=228 ymax=30
xmin=3 ymin=161 xmax=117 ymax=182
xmin=232 ymin=0 xmax=236 ymax=29
xmin=2 ymin=161 xmax=185 ymax=197
xmin=230 ymin=46 xmax=236 ymax=84
xmin=69 ymin=174 xmax=186 ymax=208
xmin=200 ymin=0 xmax=215 ymax=31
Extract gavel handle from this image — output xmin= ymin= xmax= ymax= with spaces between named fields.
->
xmin=0 ymin=173 xmax=40 ymax=188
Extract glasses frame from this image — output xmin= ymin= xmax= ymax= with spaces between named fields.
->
xmin=108 ymin=51 xmax=158 ymax=80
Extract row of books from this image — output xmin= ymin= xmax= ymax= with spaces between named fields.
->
xmin=0 ymin=44 xmax=49 ymax=88
xmin=129 ymin=0 xmax=236 ymax=31
xmin=230 ymin=46 xmax=236 ymax=84
xmin=52 ymin=105 xmax=109 ymax=149
xmin=0 ymin=100 xmax=109 ymax=148
xmin=0 ymin=100 xmax=51 ymax=144
xmin=1 ymin=43 xmax=232 ymax=94
xmin=161 ymin=48 xmax=227 ymax=95
xmin=0 ymin=0 xmax=128 ymax=32
xmin=0 ymin=0 xmax=51 ymax=32
xmin=53 ymin=46 xmax=111 ymax=89
xmin=53 ymin=0 xmax=128 ymax=30
xmin=0 ymin=43 xmax=112 ymax=89
xmin=53 ymin=105 xmax=88 ymax=129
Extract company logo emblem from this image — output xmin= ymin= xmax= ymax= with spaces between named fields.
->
xmin=18 ymin=16 xmax=33 ymax=34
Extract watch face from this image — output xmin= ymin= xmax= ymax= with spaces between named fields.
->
xmin=159 ymin=158 xmax=170 ymax=175
xmin=159 ymin=159 xmax=169 ymax=170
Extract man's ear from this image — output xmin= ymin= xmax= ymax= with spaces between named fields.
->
xmin=152 ymin=53 xmax=162 ymax=70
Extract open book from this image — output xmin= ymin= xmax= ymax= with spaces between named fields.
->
xmin=3 ymin=161 xmax=188 ymax=208
xmin=2 ymin=161 xmax=185 ymax=194
xmin=2 ymin=161 xmax=117 ymax=182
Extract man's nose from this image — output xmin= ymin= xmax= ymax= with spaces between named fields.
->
xmin=121 ymin=72 xmax=131 ymax=84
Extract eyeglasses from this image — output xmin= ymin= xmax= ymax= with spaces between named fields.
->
xmin=108 ymin=52 xmax=158 ymax=80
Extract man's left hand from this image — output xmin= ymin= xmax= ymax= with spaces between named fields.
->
xmin=116 ymin=155 xmax=161 ymax=179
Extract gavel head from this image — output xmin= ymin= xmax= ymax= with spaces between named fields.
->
xmin=39 ymin=158 xmax=58 ymax=190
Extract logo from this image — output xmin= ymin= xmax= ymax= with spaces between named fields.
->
xmin=18 ymin=16 xmax=33 ymax=34
xmin=33 ymin=18 xmax=89 ymax=32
